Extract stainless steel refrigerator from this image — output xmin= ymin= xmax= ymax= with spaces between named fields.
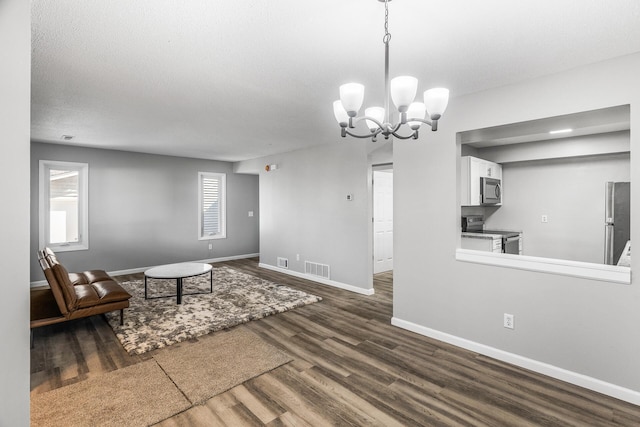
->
xmin=604 ymin=181 xmax=630 ymax=265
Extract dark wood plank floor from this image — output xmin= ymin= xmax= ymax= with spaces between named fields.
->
xmin=31 ymin=258 xmax=640 ymax=426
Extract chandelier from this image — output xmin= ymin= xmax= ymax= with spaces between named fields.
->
xmin=333 ymin=0 xmax=449 ymax=141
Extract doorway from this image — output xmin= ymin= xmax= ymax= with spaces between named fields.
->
xmin=373 ymin=168 xmax=393 ymax=273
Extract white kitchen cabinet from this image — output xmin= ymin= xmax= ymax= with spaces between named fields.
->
xmin=461 ymin=235 xmax=502 ymax=252
xmin=460 ymin=156 xmax=502 ymax=206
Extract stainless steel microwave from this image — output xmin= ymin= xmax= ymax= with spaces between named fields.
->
xmin=480 ymin=177 xmax=501 ymax=205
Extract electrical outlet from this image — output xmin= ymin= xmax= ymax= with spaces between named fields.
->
xmin=541 ymin=215 xmax=548 ymax=223
xmin=504 ymin=313 xmax=514 ymax=329
xmin=208 ymin=243 xmax=212 ymax=250
xmin=296 ymin=254 xmax=300 ymax=261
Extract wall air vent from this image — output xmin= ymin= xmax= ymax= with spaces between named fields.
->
xmin=305 ymin=261 xmax=330 ymax=279
xmin=277 ymin=257 xmax=289 ymax=269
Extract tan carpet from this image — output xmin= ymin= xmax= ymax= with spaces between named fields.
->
xmin=31 ymin=327 xmax=293 ymax=426
xmin=30 ymin=360 xmax=191 ymax=427
xmin=153 ymin=327 xmax=292 ymax=404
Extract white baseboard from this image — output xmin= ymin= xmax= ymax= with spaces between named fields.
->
xmin=259 ymin=263 xmax=375 ymax=296
xmin=391 ymin=317 xmax=640 ymax=406
xmin=30 ymin=253 xmax=260 ymax=288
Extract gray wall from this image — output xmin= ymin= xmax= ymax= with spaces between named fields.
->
xmin=0 ymin=0 xmax=30 ymax=423
xmin=394 ymin=52 xmax=640 ymax=394
xmin=486 ymin=153 xmax=630 ymax=263
xmin=236 ymin=142 xmax=373 ymax=292
xmin=31 ymin=142 xmax=259 ymax=281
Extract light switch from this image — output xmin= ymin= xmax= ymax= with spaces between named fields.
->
xmin=248 ymin=211 xmax=254 ymax=217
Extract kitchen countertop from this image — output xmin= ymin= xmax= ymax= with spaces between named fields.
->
xmin=462 ymin=230 xmax=522 ymax=239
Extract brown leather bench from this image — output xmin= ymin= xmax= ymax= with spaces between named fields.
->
xmin=31 ymin=248 xmax=132 ymax=339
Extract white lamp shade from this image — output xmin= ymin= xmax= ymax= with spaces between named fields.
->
xmin=340 ymin=83 xmax=365 ymax=116
xmin=364 ymin=107 xmax=385 ymax=131
xmin=390 ymin=76 xmax=418 ymax=112
xmin=333 ymin=100 xmax=350 ymax=125
xmin=406 ymin=102 xmax=426 ymax=129
xmin=424 ymin=88 xmax=450 ymax=119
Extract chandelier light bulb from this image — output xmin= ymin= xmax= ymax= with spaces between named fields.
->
xmin=333 ymin=100 xmax=350 ymax=126
xmin=406 ymin=102 xmax=426 ymax=130
xmin=339 ymin=83 xmax=365 ymax=117
xmin=424 ymin=88 xmax=450 ymax=120
xmin=390 ymin=76 xmax=418 ymax=112
xmin=365 ymin=107 xmax=385 ymax=131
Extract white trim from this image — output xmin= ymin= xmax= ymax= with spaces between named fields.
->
xmin=30 ymin=279 xmax=49 ymax=289
xmin=198 ymin=171 xmax=227 ymax=240
xmin=456 ymin=249 xmax=631 ymax=284
xmin=259 ymin=262 xmax=375 ymax=296
xmin=391 ymin=317 xmax=640 ymax=406
xmin=39 ymin=160 xmax=90 ymax=252
xmin=30 ymin=252 xmax=259 ymax=288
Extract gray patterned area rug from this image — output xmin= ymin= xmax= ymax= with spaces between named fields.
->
xmin=105 ymin=265 xmax=321 ymax=355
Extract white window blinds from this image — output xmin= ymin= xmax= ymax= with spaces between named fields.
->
xmin=198 ymin=172 xmax=226 ymax=239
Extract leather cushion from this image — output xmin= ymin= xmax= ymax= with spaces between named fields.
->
xmin=82 ymin=270 xmax=113 ymax=284
xmin=74 ymin=284 xmax=100 ymax=309
xmin=40 ymin=261 xmax=69 ymax=316
xmin=91 ymin=280 xmax=132 ymax=304
xmin=68 ymin=272 xmax=89 ymax=286
xmin=50 ymin=263 xmax=78 ymax=310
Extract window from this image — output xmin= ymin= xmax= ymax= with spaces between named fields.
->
xmin=456 ymin=105 xmax=631 ymax=284
xmin=198 ymin=172 xmax=226 ymax=240
xmin=39 ymin=160 xmax=89 ymax=252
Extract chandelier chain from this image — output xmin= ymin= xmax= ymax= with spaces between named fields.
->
xmin=383 ymin=0 xmax=391 ymax=44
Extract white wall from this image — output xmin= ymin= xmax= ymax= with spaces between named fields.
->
xmin=486 ymin=153 xmax=630 ymax=263
xmin=394 ymin=52 xmax=640 ymax=402
xmin=0 ymin=0 xmax=30 ymax=424
xmin=236 ymin=142 xmax=373 ymax=293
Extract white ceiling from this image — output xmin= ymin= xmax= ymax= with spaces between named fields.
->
xmin=31 ymin=0 xmax=640 ymax=162
xmin=460 ymin=105 xmax=631 ymax=148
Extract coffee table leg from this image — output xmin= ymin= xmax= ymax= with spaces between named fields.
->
xmin=177 ymin=277 xmax=182 ymax=304
xmin=144 ymin=276 xmax=148 ymax=300
xmin=209 ymin=269 xmax=213 ymax=293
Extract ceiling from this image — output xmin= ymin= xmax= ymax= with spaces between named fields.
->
xmin=31 ymin=0 xmax=640 ymax=162
xmin=460 ymin=105 xmax=631 ymax=148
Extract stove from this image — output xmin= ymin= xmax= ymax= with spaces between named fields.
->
xmin=462 ymin=215 xmax=522 ymax=254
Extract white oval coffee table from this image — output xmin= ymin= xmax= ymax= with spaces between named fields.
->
xmin=144 ymin=262 xmax=213 ymax=304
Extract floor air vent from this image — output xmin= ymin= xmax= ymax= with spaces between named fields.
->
xmin=305 ymin=261 xmax=330 ymax=279
xmin=277 ymin=257 xmax=289 ymax=269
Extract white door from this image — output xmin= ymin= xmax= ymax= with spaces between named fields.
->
xmin=373 ymin=170 xmax=393 ymax=273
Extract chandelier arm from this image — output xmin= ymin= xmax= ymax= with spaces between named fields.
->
xmin=390 ymin=130 xmax=417 ymax=140
xmin=352 ymin=115 xmax=387 ymax=132
xmin=406 ymin=118 xmax=434 ymax=128
xmin=345 ymin=128 xmax=382 ymax=139
xmin=385 ymin=121 xmax=403 ymax=134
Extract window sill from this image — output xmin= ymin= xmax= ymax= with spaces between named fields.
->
xmin=198 ymin=235 xmax=227 ymax=241
xmin=47 ymin=243 xmax=89 ymax=253
xmin=455 ymin=249 xmax=631 ymax=284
